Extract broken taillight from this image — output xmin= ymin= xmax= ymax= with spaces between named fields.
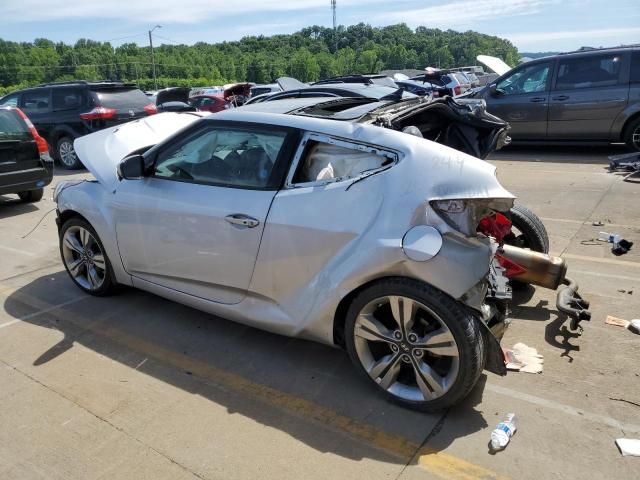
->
xmin=477 ymin=213 xmax=512 ymax=243
xmin=453 ymin=86 xmax=462 ymax=96
xmin=15 ymin=107 xmax=52 ymax=160
xmin=79 ymin=106 xmax=117 ymax=120
xmin=144 ymin=104 xmax=158 ymax=115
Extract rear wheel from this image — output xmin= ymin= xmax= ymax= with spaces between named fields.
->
xmin=623 ymin=117 xmax=640 ymax=152
xmin=57 ymin=136 xmax=82 ymax=169
xmin=59 ymin=218 xmax=116 ymax=296
xmin=345 ymin=278 xmax=485 ymax=412
xmin=505 ymin=204 xmax=549 ymax=254
xmin=17 ymin=188 xmax=44 ymax=203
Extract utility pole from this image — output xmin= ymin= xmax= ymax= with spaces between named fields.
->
xmin=331 ymin=0 xmax=337 ymax=52
xmin=148 ymin=25 xmax=161 ymax=90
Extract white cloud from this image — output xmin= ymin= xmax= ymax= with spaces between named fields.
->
xmin=0 ymin=0 xmax=358 ymax=23
xmin=377 ymin=0 xmax=554 ymax=29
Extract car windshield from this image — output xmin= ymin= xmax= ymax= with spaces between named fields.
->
xmin=0 ymin=109 xmax=30 ymax=140
xmin=93 ymin=88 xmax=150 ymax=109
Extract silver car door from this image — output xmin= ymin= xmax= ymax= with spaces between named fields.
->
xmin=113 ymin=122 xmax=298 ymax=304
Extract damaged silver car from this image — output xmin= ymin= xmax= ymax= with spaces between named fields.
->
xmin=54 ymin=99 xmax=589 ymax=411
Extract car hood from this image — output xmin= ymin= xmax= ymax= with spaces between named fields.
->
xmin=477 ymin=55 xmax=512 ymax=76
xmin=73 ymin=112 xmax=208 ymax=192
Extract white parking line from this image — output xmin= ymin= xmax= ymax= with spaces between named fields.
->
xmin=0 ymin=244 xmax=36 ymax=257
xmin=486 ymin=383 xmax=640 ymax=433
xmin=0 ymin=295 xmax=88 ymax=329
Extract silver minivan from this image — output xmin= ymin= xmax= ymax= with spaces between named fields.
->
xmin=473 ymin=46 xmax=640 ymax=150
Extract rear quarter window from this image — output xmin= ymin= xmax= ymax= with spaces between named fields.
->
xmin=0 ymin=110 xmax=31 ymax=140
xmin=92 ymin=88 xmax=150 ymax=110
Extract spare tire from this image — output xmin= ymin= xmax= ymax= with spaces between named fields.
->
xmin=505 ymin=204 xmax=549 ymax=254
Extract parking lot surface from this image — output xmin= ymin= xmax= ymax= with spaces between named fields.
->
xmin=1 ymin=146 xmax=639 ymax=480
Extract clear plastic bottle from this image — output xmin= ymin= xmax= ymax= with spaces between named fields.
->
xmin=490 ymin=413 xmax=517 ymax=451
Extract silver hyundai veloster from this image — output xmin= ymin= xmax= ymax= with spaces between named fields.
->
xmin=55 ymin=99 xmax=517 ymax=411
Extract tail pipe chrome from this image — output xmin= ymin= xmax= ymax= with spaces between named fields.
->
xmin=497 ymin=244 xmax=592 ymax=332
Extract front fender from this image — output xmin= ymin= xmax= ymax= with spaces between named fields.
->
xmin=56 ymin=181 xmax=132 ymax=286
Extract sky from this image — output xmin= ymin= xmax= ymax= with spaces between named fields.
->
xmin=0 ymin=0 xmax=639 ymax=53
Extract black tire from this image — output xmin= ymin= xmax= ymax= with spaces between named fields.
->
xmin=57 ymin=136 xmax=82 ymax=169
xmin=505 ymin=204 xmax=549 ymax=254
xmin=344 ymin=277 xmax=486 ymax=412
xmin=17 ymin=188 xmax=44 ymax=203
xmin=623 ymin=116 xmax=640 ymax=152
xmin=59 ymin=217 xmax=117 ymax=296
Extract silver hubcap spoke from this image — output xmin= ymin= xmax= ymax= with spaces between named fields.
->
xmin=415 ymin=328 xmax=459 ymax=357
xmin=355 ymin=313 xmax=395 ymax=343
xmin=354 ymin=295 xmax=460 ymax=403
xmin=60 ymin=142 xmax=77 ymax=166
xmin=369 ymin=353 xmax=402 ymax=389
xmin=411 ymin=358 xmax=446 ymax=400
xmin=61 ymin=226 xmax=105 ymax=291
xmin=388 ymin=295 xmax=415 ymax=335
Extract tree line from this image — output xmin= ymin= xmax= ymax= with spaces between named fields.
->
xmin=0 ymin=23 xmax=519 ymax=95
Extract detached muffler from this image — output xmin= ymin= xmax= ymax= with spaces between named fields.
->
xmin=496 ymin=245 xmax=591 ymax=332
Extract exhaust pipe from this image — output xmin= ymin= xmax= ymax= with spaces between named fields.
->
xmin=497 ymin=245 xmax=591 ymax=331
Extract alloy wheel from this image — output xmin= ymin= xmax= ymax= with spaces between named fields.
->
xmin=59 ymin=140 xmax=79 ymax=168
xmin=353 ymin=295 xmax=460 ymax=402
xmin=633 ymin=126 xmax=640 ymax=150
xmin=61 ymin=226 xmax=106 ymax=291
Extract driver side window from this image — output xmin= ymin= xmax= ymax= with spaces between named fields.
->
xmin=497 ymin=62 xmax=550 ymax=95
xmin=154 ymin=126 xmax=288 ymax=189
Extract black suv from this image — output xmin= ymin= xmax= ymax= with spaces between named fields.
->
xmin=470 ymin=46 xmax=640 ymax=150
xmin=0 ymin=81 xmax=157 ymax=169
xmin=0 ymin=106 xmax=53 ymax=202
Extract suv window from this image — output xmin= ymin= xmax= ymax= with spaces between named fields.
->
xmin=555 ymin=53 xmax=622 ymax=90
xmin=0 ymin=93 xmax=19 ymax=107
xmin=22 ymin=89 xmax=50 ymax=112
xmin=154 ymin=126 xmax=288 ymax=188
xmin=631 ymin=51 xmax=640 ymax=84
xmin=0 ymin=109 xmax=30 ymax=140
xmin=497 ymin=62 xmax=550 ymax=95
xmin=52 ymin=88 xmax=85 ymax=111
xmin=92 ymin=88 xmax=150 ymax=109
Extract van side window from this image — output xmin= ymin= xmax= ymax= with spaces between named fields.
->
xmin=293 ymin=140 xmax=393 ymax=184
xmin=52 ymin=88 xmax=84 ymax=111
xmin=631 ymin=51 xmax=640 ymax=84
xmin=496 ymin=63 xmax=550 ymax=95
xmin=555 ymin=54 xmax=622 ymax=90
xmin=22 ymin=90 xmax=50 ymax=113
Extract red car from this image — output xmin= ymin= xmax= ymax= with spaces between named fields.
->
xmin=190 ymin=83 xmax=253 ymax=113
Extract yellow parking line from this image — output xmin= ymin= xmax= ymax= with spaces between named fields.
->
xmin=2 ymin=285 xmax=507 ymax=480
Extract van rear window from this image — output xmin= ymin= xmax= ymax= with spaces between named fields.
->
xmin=92 ymin=88 xmax=150 ymax=110
xmin=0 ymin=110 xmax=30 ymax=140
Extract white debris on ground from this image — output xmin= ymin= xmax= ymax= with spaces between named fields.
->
xmin=504 ymin=343 xmax=544 ymax=374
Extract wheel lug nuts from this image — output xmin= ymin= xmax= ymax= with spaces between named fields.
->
xmin=393 ymin=331 xmax=402 ymax=340
xmin=408 ymin=333 xmax=417 ymax=343
xmin=390 ymin=344 xmax=399 ymax=352
xmin=414 ymin=350 xmax=423 ymax=358
xmin=401 ymin=354 xmax=411 ymax=363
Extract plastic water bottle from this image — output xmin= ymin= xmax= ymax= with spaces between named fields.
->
xmin=598 ymin=232 xmax=621 ymax=244
xmin=490 ymin=413 xmax=517 ymax=451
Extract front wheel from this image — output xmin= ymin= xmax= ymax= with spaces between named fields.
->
xmin=59 ymin=217 xmax=117 ymax=296
xmin=345 ymin=278 xmax=485 ymax=412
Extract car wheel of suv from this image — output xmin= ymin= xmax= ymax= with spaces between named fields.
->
xmin=57 ymin=136 xmax=82 ymax=169
xmin=59 ymin=218 xmax=116 ymax=296
xmin=624 ymin=117 xmax=640 ymax=152
xmin=345 ymin=277 xmax=485 ymax=412
xmin=17 ymin=188 xmax=44 ymax=203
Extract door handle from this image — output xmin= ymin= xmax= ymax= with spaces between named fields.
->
xmin=552 ymin=95 xmax=569 ymax=101
xmin=530 ymin=97 xmax=546 ymax=103
xmin=225 ymin=214 xmax=260 ymax=228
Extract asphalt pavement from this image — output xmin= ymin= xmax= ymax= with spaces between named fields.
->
xmin=0 ymin=145 xmax=638 ymax=480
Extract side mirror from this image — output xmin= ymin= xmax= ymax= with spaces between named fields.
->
xmin=489 ymin=84 xmax=502 ymax=97
xmin=117 ymin=154 xmax=145 ymax=180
